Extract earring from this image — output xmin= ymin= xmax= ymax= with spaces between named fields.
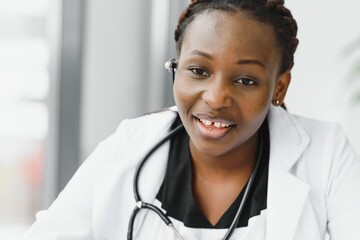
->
xmin=273 ymin=99 xmax=280 ymax=106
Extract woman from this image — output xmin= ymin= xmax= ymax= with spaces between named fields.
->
xmin=23 ymin=0 xmax=360 ymax=239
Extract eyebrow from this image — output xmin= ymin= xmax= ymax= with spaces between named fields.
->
xmin=190 ymin=50 xmax=213 ymax=59
xmin=237 ymin=59 xmax=265 ymax=68
xmin=190 ymin=50 xmax=265 ymax=68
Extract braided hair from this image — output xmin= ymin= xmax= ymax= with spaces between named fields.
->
xmin=174 ymin=0 xmax=299 ymax=74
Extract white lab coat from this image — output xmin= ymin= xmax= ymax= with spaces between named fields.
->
xmin=23 ymin=106 xmax=360 ymax=240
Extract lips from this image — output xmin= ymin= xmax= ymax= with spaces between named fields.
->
xmin=193 ymin=114 xmax=236 ymax=139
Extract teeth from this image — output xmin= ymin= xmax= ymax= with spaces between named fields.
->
xmin=214 ymin=122 xmax=221 ymax=128
xmin=199 ymin=118 xmax=230 ymax=128
xmin=199 ymin=119 xmax=212 ymax=126
xmin=221 ymin=122 xmax=229 ymax=128
xmin=204 ymin=120 xmax=212 ymax=126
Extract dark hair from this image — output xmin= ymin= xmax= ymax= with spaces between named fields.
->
xmin=174 ymin=0 xmax=299 ymax=74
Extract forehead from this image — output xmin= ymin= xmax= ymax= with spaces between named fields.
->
xmin=181 ymin=10 xmax=280 ymax=68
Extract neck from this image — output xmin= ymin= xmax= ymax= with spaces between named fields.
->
xmin=190 ymin=132 xmax=259 ymax=183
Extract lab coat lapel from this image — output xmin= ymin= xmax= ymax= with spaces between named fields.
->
xmin=266 ymin=106 xmax=311 ymax=240
xmin=135 ymin=109 xmax=179 ymax=203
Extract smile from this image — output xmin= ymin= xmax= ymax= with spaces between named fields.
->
xmin=194 ymin=116 xmax=235 ymax=139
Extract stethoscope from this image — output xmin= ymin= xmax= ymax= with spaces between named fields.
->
xmin=126 ymin=59 xmax=264 ymax=240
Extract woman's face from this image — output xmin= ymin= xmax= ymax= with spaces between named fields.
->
xmin=174 ymin=10 xmax=290 ymax=158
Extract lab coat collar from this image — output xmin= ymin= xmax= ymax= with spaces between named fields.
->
xmin=267 ymin=105 xmax=311 ymax=170
xmin=266 ymin=105 xmax=312 ymax=240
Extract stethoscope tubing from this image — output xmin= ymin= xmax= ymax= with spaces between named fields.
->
xmin=128 ymin=124 xmax=184 ymax=240
xmin=133 ymin=124 xmax=185 ymax=202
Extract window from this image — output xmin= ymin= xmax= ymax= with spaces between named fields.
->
xmin=0 ymin=0 xmax=50 ymax=238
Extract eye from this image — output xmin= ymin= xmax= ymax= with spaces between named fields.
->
xmin=236 ymin=77 xmax=257 ymax=86
xmin=189 ymin=67 xmax=210 ymax=77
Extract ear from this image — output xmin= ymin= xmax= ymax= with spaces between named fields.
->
xmin=272 ymin=70 xmax=291 ymax=106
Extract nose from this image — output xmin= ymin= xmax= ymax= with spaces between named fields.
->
xmin=201 ymin=76 xmax=234 ymax=110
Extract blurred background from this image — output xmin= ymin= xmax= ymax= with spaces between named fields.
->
xmin=0 ymin=0 xmax=359 ymax=239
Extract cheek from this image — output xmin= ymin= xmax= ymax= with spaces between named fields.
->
xmin=173 ymin=78 xmax=194 ymax=112
xmin=173 ymin=80 xmax=185 ymax=105
xmin=239 ymin=86 xmax=273 ymax=122
xmin=173 ymin=72 xmax=204 ymax=99
xmin=244 ymin=89 xmax=272 ymax=110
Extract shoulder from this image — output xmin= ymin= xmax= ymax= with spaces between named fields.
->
xmin=269 ymin=105 xmax=345 ymax=145
xmin=113 ymin=107 xmax=178 ymax=141
xmin=268 ymin=106 xmax=358 ymax=174
xmin=271 ymin=106 xmax=359 ymax=181
xmin=92 ymin=107 xmax=178 ymax=164
xmin=289 ymin=112 xmax=353 ymax=162
xmin=288 ymin=111 xmax=349 ymax=150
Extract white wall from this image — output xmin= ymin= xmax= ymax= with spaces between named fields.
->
xmin=286 ymin=0 xmax=360 ymax=154
xmin=81 ymin=0 xmax=152 ymax=159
